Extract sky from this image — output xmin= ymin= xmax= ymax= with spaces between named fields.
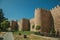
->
xmin=0 ymin=0 xmax=60 ymax=21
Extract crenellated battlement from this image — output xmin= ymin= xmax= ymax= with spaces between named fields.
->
xmin=50 ymin=5 xmax=60 ymax=11
xmin=35 ymin=8 xmax=49 ymax=11
xmin=35 ymin=8 xmax=41 ymax=10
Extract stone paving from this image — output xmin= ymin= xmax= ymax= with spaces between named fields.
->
xmin=0 ymin=32 xmax=14 ymax=40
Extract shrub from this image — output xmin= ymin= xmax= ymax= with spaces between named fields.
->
xmin=36 ymin=25 xmax=40 ymax=30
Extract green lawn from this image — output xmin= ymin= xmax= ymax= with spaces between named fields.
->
xmin=13 ymin=31 xmax=32 ymax=35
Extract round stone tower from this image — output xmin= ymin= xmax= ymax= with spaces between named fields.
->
xmin=34 ymin=8 xmax=41 ymax=31
xmin=34 ymin=8 xmax=54 ymax=33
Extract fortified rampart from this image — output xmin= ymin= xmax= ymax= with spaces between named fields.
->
xmin=34 ymin=8 xmax=54 ymax=32
xmin=18 ymin=5 xmax=60 ymax=35
xmin=50 ymin=5 xmax=60 ymax=34
xmin=41 ymin=8 xmax=54 ymax=33
xmin=18 ymin=18 xmax=30 ymax=31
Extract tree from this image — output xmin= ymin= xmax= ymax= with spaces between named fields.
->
xmin=0 ymin=9 xmax=9 ymax=31
xmin=0 ymin=9 xmax=5 ymax=22
xmin=1 ymin=20 xmax=10 ymax=31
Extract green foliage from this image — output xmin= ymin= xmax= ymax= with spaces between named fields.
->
xmin=36 ymin=25 xmax=40 ymax=30
xmin=13 ymin=31 xmax=32 ymax=35
xmin=0 ymin=9 xmax=9 ymax=31
xmin=1 ymin=20 xmax=10 ymax=31
xmin=0 ymin=9 xmax=5 ymax=22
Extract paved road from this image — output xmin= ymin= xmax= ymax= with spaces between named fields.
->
xmin=3 ymin=32 xmax=14 ymax=40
